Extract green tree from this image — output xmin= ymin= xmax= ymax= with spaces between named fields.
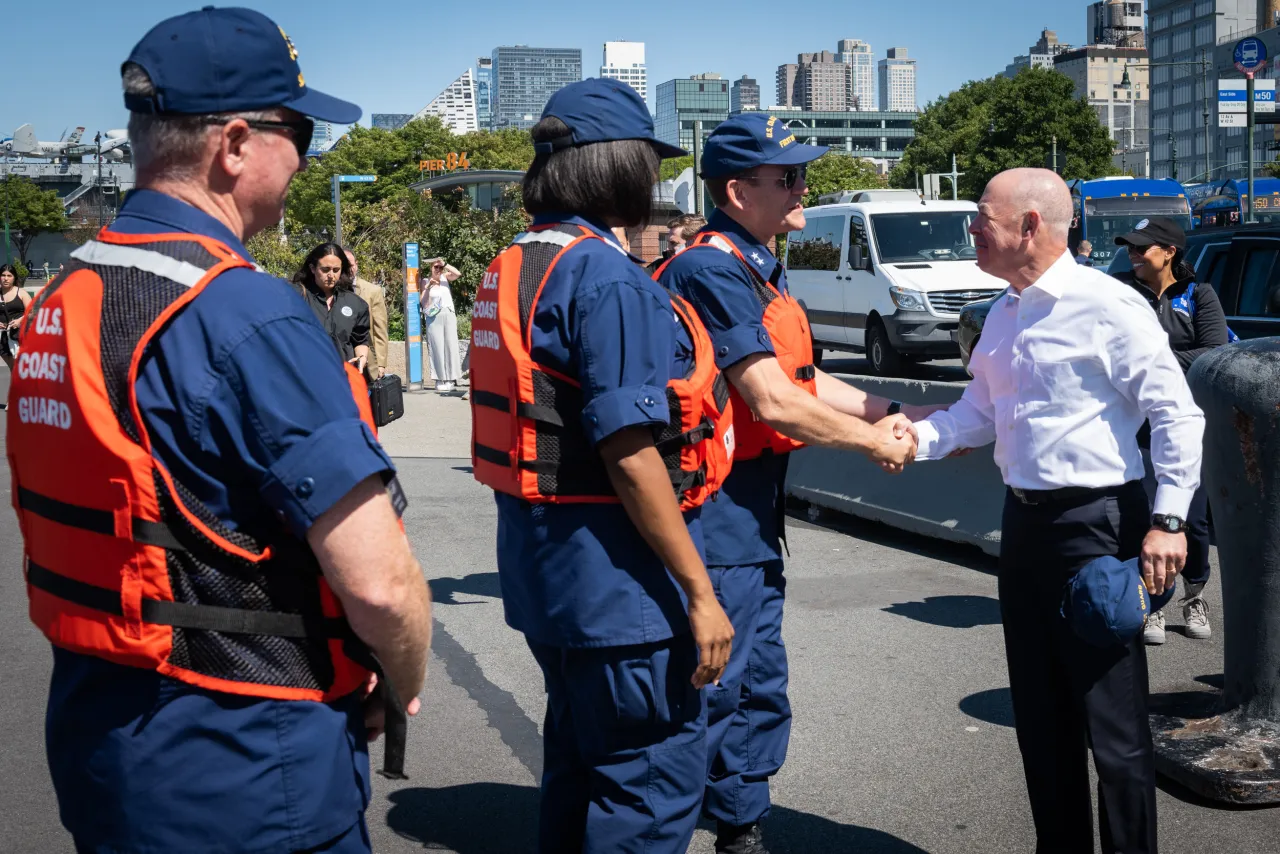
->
xmin=660 ymin=155 xmax=694 ymax=182
xmin=803 ymin=153 xmax=887 ymax=206
xmin=1 ymin=176 xmax=69 ymax=264
xmin=888 ymin=68 xmax=1117 ymax=199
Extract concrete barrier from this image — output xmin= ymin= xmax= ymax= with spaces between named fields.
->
xmin=785 ymin=375 xmax=1007 ymax=557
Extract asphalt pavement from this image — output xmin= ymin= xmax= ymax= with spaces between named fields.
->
xmin=0 ymin=372 xmax=1277 ymax=853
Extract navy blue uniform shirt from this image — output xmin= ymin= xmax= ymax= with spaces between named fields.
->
xmin=659 ymin=209 xmax=791 ymax=568
xmin=46 ymin=190 xmax=395 ymax=853
xmin=495 ymin=213 xmax=703 ymax=648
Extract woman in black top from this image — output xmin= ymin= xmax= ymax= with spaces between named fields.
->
xmin=1115 ymin=217 xmax=1228 ymax=646
xmin=291 ymin=243 xmax=371 ymax=374
xmin=0 ymin=264 xmax=32 ymax=370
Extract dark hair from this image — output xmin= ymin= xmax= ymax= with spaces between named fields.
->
xmin=522 ymin=117 xmax=659 ymax=227
xmin=293 ymin=243 xmax=353 ymax=291
xmin=0 ymin=264 xmax=18 ymax=284
xmin=705 ymin=177 xmax=732 ymax=209
xmin=1171 ymin=247 xmax=1196 ymax=282
xmin=668 ymin=213 xmax=707 ymax=241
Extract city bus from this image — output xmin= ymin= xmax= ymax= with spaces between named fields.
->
xmin=1186 ymin=178 xmax=1280 ymax=228
xmin=1066 ymin=177 xmax=1192 ymax=266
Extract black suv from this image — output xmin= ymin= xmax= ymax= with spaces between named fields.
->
xmin=957 ymin=223 xmax=1280 ymax=373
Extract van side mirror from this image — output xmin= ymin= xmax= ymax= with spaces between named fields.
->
xmin=850 ymin=244 xmax=866 ymax=271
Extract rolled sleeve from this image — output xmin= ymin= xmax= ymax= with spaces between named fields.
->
xmin=661 ymin=259 xmax=775 ymax=370
xmin=581 ymin=384 xmax=670 ymax=446
xmin=261 ymin=419 xmax=395 ymax=533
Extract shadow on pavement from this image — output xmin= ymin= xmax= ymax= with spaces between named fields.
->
xmin=384 ymin=784 xmax=930 ymax=854
xmin=429 ymin=572 xmax=501 ymax=605
xmin=881 ymin=595 xmax=1001 ymax=629
xmin=959 ymin=687 xmax=1015 ymax=728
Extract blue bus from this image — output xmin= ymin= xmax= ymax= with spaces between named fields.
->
xmin=1066 ymin=177 xmax=1192 ymax=265
xmin=1185 ymin=178 xmax=1280 ymax=228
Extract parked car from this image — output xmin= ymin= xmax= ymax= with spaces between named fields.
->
xmin=957 ymin=223 xmax=1280 ymax=374
xmin=784 ymin=190 xmax=1007 ymax=375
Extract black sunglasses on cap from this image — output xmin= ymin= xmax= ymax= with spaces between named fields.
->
xmin=201 ymin=116 xmax=315 ymax=158
xmin=739 ymin=164 xmax=807 ymax=191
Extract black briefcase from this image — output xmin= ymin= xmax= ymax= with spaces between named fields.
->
xmin=368 ymin=374 xmax=404 ymax=427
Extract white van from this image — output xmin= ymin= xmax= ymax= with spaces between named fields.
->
xmin=785 ymin=191 xmax=1006 ymax=375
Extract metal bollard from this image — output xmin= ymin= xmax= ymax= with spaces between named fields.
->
xmin=1149 ymin=340 xmax=1280 ymax=804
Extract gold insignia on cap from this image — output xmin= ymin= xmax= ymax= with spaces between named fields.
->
xmin=278 ymin=26 xmax=299 ymax=62
xmin=298 ymin=72 xmax=306 ymax=89
xmin=765 ymin=116 xmax=778 ymax=139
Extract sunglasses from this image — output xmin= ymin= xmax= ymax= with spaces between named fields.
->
xmin=740 ymin=164 xmax=807 ymax=192
xmin=201 ymin=116 xmax=315 ymax=158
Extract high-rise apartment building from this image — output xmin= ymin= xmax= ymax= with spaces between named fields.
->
xmin=656 ymin=74 xmax=730 ymax=152
xmin=1147 ymin=0 xmax=1255 ymax=179
xmin=879 ymin=48 xmax=917 ymax=112
xmin=491 ymin=45 xmax=583 ymax=130
xmin=601 ymin=41 xmax=647 ymax=103
xmin=414 ymin=69 xmax=478 ymax=134
xmin=312 ymin=121 xmax=336 ymax=149
xmin=1003 ymin=29 xmax=1074 ymax=78
xmin=776 ymin=64 xmax=799 ymax=108
xmin=1054 ymin=45 xmax=1149 ymax=170
xmin=372 ymin=114 xmax=413 ymax=130
xmin=731 ymin=75 xmax=760 ymax=112
xmin=838 ymin=39 xmax=876 ymax=111
xmin=776 ymin=50 xmax=857 ymax=111
xmin=474 ymin=57 xmax=493 ymax=131
xmin=1088 ymin=0 xmax=1145 ymax=47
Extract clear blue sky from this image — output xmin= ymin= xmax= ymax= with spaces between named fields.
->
xmin=7 ymin=0 xmax=1099 ymax=140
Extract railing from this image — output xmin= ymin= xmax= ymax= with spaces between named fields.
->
xmin=1216 ymin=24 xmax=1270 ymax=48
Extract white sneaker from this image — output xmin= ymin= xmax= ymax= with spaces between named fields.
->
xmin=1183 ymin=596 xmax=1212 ymax=640
xmin=1143 ymin=609 xmax=1167 ymax=645
xmin=437 ymin=382 xmax=454 ymax=392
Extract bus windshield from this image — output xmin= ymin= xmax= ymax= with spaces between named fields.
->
xmin=1081 ymin=197 xmax=1192 ymax=264
xmin=870 ymin=211 xmax=977 ymax=263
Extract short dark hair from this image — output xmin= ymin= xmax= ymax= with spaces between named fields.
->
xmin=523 ymin=117 xmax=659 ymax=227
xmin=705 ymin=177 xmax=733 ymax=209
xmin=293 ymin=242 xmax=353 ymax=291
xmin=669 ymin=213 xmax=707 ymax=241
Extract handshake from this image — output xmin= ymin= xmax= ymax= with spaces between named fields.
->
xmin=871 ymin=414 xmax=919 ymax=475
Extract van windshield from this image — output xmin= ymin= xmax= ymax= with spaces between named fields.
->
xmin=870 ymin=212 xmax=977 ymax=263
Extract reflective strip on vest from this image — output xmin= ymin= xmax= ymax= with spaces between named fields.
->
xmin=70 ymin=240 xmax=209 ymax=288
xmin=514 ymin=230 xmax=578 ymax=248
xmin=705 ymin=234 xmax=737 ymax=256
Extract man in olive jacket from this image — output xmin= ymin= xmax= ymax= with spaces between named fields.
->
xmin=346 ymin=249 xmax=389 ymax=380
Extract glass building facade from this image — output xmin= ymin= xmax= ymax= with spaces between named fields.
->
xmin=491 ymin=46 xmax=582 ymax=130
xmin=372 ymin=114 xmax=413 ymax=130
xmin=655 ymin=76 xmax=731 ymax=151
xmin=762 ymin=110 xmax=916 ymax=159
xmin=475 ymin=57 xmax=493 ymax=131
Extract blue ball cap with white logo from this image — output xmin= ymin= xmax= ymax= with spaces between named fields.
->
xmin=1063 ymin=555 xmax=1177 ymax=647
xmin=123 ymin=6 xmax=361 ymax=124
xmin=535 ymin=78 xmax=687 ymax=160
xmin=700 ymin=113 xmax=828 ymax=179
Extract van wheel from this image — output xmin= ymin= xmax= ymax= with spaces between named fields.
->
xmin=811 ymin=346 xmax=824 ymax=369
xmin=867 ymin=322 xmax=903 ymax=376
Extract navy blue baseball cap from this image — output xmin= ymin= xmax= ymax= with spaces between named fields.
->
xmin=700 ymin=113 xmax=828 ymax=179
xmin=123 ymin=6 xmax=361 ymax=124
xmin=1063 ymin=556 xmax=1177 ymax=647
xmin=534 ymin=78 xmax=687 ymax=160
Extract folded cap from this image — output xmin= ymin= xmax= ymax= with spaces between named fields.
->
xmin=1063 ymin=556 xmax=1177 ymax=647
xmin=534 ymin=78 xmax=686 ymax=159
xmin=700 ymin=113 xmax=828 ymax=179
xmin=123 ymin=6 xmax=361 ymax=124
xmin=1115 ymin=216 xmax=1186 ymax=251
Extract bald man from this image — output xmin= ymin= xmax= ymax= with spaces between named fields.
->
xmin=903 ymin=169 xmax=1204 ymax=852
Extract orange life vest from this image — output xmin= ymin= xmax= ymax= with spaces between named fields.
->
xmin=8 ymin=229 xmax=392 ymax=703
xmin=657 ymin=231 xmax=817 ymax=460
xmin=470 ymin=223 xmax=734 ymax=508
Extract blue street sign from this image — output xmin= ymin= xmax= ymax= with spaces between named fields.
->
xmin=338 ymin=174 xmax=377 ymax=183
xmin=1235 ymin=37 xmax=1268 ymax=73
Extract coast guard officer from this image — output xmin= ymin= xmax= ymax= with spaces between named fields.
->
xmin=11 ymin=8 xmax=432 ymax=853
xmin=656 ymin=113 xmax=921 ymax=853
xmin=468 ymin=79 xmax=734 ymax=853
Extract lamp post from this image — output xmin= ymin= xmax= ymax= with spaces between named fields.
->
xmin=2 ymin=173 xmax=11 ymax=265
xmin=1122 ymin=52 xmax=1214 ymax=182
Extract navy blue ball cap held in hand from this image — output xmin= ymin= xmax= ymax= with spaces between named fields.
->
xmin=700 ymin=113 xmax=828 ymax=179
xmin=123 ymin=6 xmax=361 ymax=124
xmin=1063 ymin=555 xmax=1177 ymax=647
xmin=534 ymin=78 xmax=687 ymax=159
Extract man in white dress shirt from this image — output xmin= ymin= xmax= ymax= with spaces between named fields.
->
xmin=908 ymin=169 xmax=1204 ymax=853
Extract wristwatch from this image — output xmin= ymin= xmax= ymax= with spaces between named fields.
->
xmin=887 ymin=400 xmax=903 ymax=416
xmin=1151 ymin=514 xmax=1187 ymax=534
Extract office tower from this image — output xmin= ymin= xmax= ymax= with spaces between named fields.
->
xmin=1003 ymin=29 xmax=1074 ymax=78
xmin=372 ymin=114 xmax=413 ymax=130
xmin=475 ymin=56 xmax=493 ymax=131
xmin=655 ymin=73 xmax=730 ymax=151
xmin=491 ymin=45 xmax=583 ymax=130
xmin=878 ymin=47 xmax=917 ymax=112
xmin=601 ymin=41 xmax=648 ymax=103
xmin=731 ymin=75 xmax=760 ymax=112
xmin=838 ymin=39 xmax=876 ymax=111
xmin=413 ymin=69 xmax=478 ymax=134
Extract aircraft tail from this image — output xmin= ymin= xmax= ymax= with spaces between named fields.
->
xmin=10 ymin=124 xmax=38 ymax=154
xmin=66 ymin=127 xmax=85 ymax=146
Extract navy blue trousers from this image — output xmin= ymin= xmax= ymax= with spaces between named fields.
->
xmin=527 ymin=635 xmax=707 ymax=854
xmin=702 ymin=560 xmax=791 ymax=827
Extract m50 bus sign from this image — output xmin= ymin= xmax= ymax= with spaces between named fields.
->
xmin=419 ymin=152 xmax=471 ymax=171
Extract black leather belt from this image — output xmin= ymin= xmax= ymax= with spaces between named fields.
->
xmin=1009 ymin=484 xmax=1127 ymax=506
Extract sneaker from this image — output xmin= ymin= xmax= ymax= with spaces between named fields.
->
xmin=715 ymin=822 xmax=769 ymax=854
xmin=1143 ymin=609 xmax=1166 ymax=646
xmin=1183 ymin=596 xmax=1212 ymax=640
xmin=436 ymin=382 xmax=454 ymax=393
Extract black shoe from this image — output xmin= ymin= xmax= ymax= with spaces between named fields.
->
xmin=715 ymin=822 xmax=769 ymax=854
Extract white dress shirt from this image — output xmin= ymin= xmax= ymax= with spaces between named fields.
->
xmin=915 ymin=251 xmax=1205 ymax=519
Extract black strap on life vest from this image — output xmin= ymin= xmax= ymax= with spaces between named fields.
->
xmin=18 ymin=487 xmax=187 ymax=551
xmin=795 ymin=365 xmax=817 ymax=381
